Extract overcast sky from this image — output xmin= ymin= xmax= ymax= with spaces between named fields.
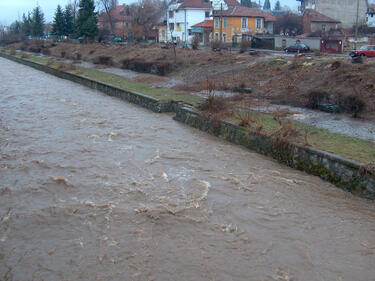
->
xmin=0 ymin=0 xmax=299 ymax=25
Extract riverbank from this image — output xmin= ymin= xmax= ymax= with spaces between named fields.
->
xmin=1 ymin=50 xmax=374 ymax=199
xmin=1 ymin=57 xmax=374 ymax=280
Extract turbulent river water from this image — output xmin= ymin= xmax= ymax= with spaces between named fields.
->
xmin=0 ymin=58 xmax=374 ymax=281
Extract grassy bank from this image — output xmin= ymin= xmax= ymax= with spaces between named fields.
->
xmin=228 ymin=111 xmax=375 ymax=164
xmin=8 ymin=50 xmax=202 ymax=107
xmin=3 ymin=49 xmax=375 ymax=164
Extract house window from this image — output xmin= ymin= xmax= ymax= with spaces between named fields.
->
xmin=169 ymin=23 xmax=174 ymax=31
xmin=241 ymin=17 xmax=247 ymax=29
xmin=222 ymin=33 xmax=226 ymax=42
xmin=177 ymin=23 xmax=180 ymax=28
xmin=205 ymin=11 xmax=210 ymax=18
xmin=215 ymin=32 xmax=219 ymax=40
xmin=256 ymin=18 xmax=262 ymax=29
xmin=214 ymin=17 xmax=219 ymax=29
xmin=162 ymin=30 xmax=165 ymax=39
xmin=223 ymin=17 xmax=228 ymax=29
xmin=322 ymin=24 xmax=326 ymax=32
xmin=169 ymin=11 xmax=174 ymax=18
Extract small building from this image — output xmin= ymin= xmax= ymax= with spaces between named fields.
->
xmin=368 ymin=4 xmax=375 ymax=27
xmin=320 ymin=36 xmax=344 ymax=54
xmin=98 ymin=4 xmax=132 ymax=38
xmin=157 ymin=22 xmax=168 ymax=43
xmin=303 ymin=9 xmax=341 ymax=34
xmin=296 ymin=0 xmax=368 ymax=28
xmin=167 ymin=0 xmax=213 ymax=44
xmin=212 ymin=5 xmax=275 ymax=43
xmin=191 ymin=20 xmax=213 ymax=45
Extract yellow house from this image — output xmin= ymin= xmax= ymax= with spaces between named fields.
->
xmin=213 ymin=6 xmax=275 ymax=43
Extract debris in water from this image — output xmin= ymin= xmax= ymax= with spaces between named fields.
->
xmin=161 ymin=172 xmax=169 ymax=182
xmin=51 ymin=177 xmax=69 ymax=185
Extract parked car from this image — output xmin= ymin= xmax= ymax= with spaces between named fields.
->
xmin=112 ymin=37 xmax=123 ymax=43
xmin=350 ymin=45 xmax=375 ymax=57
xmin=284 ymin=43 xmax=311 ymax=53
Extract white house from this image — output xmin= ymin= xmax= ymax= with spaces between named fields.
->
xmin=368 ymin=4 xmax=375 ymax=27
xmin=166 ymin=0 xmax=213 ymax=44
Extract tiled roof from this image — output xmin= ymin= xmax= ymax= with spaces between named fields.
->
xmin=192 ymin=20 xmax=213 ymax=27
xmin=214 ymin=6 xmax=276 ymax=21
xmin=224 ymin=0 xmax=241 ymax=7
xmin=178 ymin=0 xmax=212 ymax=9
xmin=99 ymin=4 xmax=131 ymax=23
xmin=304 ymin=9 xmax=340 ymax=23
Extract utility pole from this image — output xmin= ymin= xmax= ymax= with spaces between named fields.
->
xmin=354 ymin=0 xmax=360 ymax=50
xmin=220 ymin=3 xmax=223 ymax=42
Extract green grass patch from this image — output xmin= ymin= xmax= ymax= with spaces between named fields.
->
xmin=228 ymin=110 xmax=375 ymax=164
xmin=71 ymin=67 xmax=202 ymax=107
xmin=12 ymin=51 xmax=203 ymax=107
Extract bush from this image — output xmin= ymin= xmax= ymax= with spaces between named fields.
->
xmin=191 ymin=35 xmax=200 ymax=50
xmin=42 ymin=48 xmax=51 ymax=55
xmin=211 ymin=40 xmax=222 ymax=51
xmin=341 ymin=94 xmax=366 ymax=118
xmin=239 ymin=40 xmax=250 ymax=53
xmin=306 ymin=90 xmax=328 ymax=109
xmin=9 ymin=48 xmax=16 ymax=55
xmin=93 ymin=56 xmax=113 ymax=66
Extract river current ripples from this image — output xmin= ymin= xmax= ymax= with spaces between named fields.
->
xmin=0 ymin=57 xmax=374 ymax=281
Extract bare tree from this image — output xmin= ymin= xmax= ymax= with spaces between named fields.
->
xmin=68 ymin=0 xmax=79 ymax=24
xmin=97 ymin=0 xmax=118 ymax=35
xmin=129 ymin=0 xmax=167 ymax=41
xmin=274 ymin=13 xmax=303 ymax=36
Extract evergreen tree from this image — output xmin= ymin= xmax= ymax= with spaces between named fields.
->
xmin=10 ymin=21 xmax=22 ymax=35
xmin=22 ymin=13 xmax=32 ymax=36
xmin=64 ymin=4 xmax=75 ymax=36
xmin=274 ymin=0 xmax=281 ymax=11
xmin=263 ymin=0 xmax=271 ymax=10
xmin=52 ymin=5 xmax=65 ymax=36
xmin=31 ymin=6 xmax=45 ymax=37
xmin=241 ymin=0 xmax=252 ymax=8
xmin=76 ymin=0 xmax=98 ymax=39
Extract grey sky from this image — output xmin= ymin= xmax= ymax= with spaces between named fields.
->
xmin=0 ymin=0 xmax=299 ymax=25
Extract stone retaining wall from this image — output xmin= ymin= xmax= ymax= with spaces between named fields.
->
xmin=2 ymin=52 xmax=374 ymax=200
xmin=0 ymin=53 xmax=174 ymax=113
xmin=174 ymin=106 xmax=375 ymax=200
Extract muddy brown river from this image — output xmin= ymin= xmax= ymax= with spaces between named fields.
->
xmin=0 ymin=57 xmax=374 ymax=281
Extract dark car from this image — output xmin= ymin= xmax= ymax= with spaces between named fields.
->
xmin=350 ymin=45 xmax=375 ymax=58
xmin=284 ymin=43 xmax=310 ymax=53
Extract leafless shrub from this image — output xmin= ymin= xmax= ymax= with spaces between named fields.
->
xmin=239 ymin=40 xmax=250 ymax=53
xmin=342 ymin=94 xmax=366 ymax=118
xmin=211 ymin=40 xmax=222 ymax=51
xmin=306 ymin=90 xmax=329 ymax=109
xmin=271 ymin=114 xmax=300 ymax=145
xmin=191 ymin=35 xmax=200 ymax=50
xmin=46 ymin=58 xmax=54 ymax=67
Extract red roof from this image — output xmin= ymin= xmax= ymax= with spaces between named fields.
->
xmin=99 ymin=4 xmax=131 ymax=23
xmin=192 ymin=20 xmax=213 ymax=28
xmin=178 ymin=0 xmax=212 ymax=9
xmin=225 ymin=0 xmax=241 ymax=7
xmin=304 ymin=9 xmax=340 ymax=23
xmin=215 ymin=6 xmax=276 ymax=21
xmin=369 ymin=4 xmax=375 ymax=14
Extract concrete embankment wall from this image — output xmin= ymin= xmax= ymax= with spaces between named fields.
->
xmin=174 ymin=107 xmax=375 ymax=200
xmin=0 ymin=53 xmax=175 ymax=113
xmin=1 ymin=52 xmax=374 ymax=200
